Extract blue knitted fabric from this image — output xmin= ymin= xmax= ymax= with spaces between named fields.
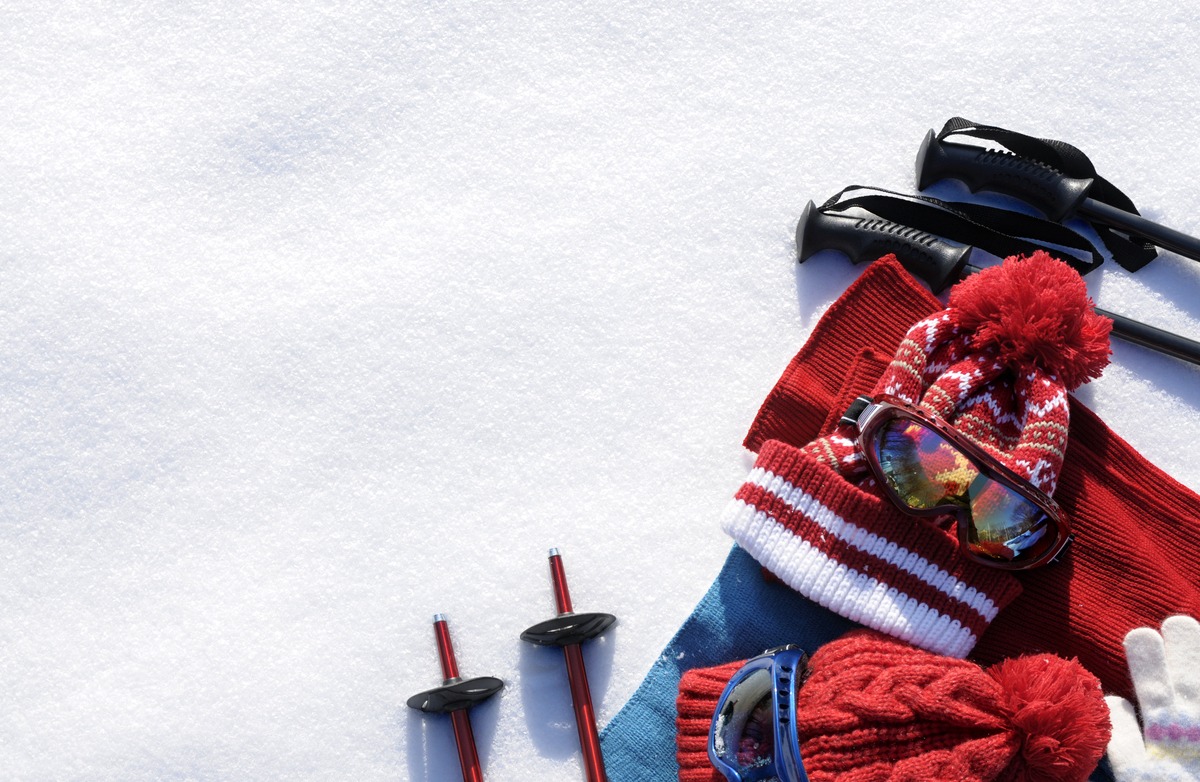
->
xmin=597 ymin=545 xmax=855 ymax=781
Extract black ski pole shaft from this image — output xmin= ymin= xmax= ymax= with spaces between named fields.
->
xmin=796 ymin=202 xmax=1200 ymax=368
xmin=916 ymin=131 xmax=1200 ymax=264
xmin=1078 ymin=198 xmax=1200 ymax=265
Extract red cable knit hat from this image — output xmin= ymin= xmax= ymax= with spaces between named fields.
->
xmin=675 ymin=629 xmax=1111 ymax=782
xmin=721 ymin=253 xmax=1112 ymax=658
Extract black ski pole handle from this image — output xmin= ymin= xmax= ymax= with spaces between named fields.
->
xmin=796 ymin=200 xmax=971 ymax=294
xmin=916 ymin=130 xmax=1093 ymax=222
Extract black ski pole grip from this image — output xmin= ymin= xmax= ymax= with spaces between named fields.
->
xmin=796 ymin=200 xmax=972 ymax=294
xmin=916 ymin=130 xmax=1094 ymax=222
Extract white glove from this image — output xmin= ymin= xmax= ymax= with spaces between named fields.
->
xmin=1105 ymin=615 xmax=1200 ymax=781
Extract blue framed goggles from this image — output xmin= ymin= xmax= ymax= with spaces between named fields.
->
xmin=707 ymin=645 xmax=810 ymax=782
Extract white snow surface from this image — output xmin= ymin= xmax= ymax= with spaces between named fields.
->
xmin=2 ymin=2 xmax=1199 ymax=780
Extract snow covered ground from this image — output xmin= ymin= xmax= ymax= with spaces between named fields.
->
xmin=2 ymin=2 xmax=1198 ymax=779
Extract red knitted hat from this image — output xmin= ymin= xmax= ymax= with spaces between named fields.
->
xmin=675 ymin=629 xmax=1111 ymax=782
xmin=721 ymin=253 xmax=1112 ymax=658
xmin=810 ymin=251 xmax=1112 ymax=495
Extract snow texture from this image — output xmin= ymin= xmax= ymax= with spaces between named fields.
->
xmin=1 ymin=2 xmax=1198 ymax=780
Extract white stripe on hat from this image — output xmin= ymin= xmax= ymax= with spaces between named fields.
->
xmin=722 ymin=498 xmax=979 ymax=658
xmin=741 ymin=467 xmax=1002 ymax=621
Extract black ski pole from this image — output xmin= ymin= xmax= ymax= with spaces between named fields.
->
xmin=797 ymin=201 xmax=1200 ymax=368
xmin=916 ymin=131 xmax=1200 ymax=265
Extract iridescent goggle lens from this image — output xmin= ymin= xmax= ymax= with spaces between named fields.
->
xmin=874 ymin=418 xmax=1057 ymax=566
xmin=710 ymin=667 xmax=777 ymax=777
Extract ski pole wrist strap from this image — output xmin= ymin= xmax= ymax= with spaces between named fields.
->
xmin=936 ymin=117 xmax=1158 ymax=271
xmin=818 ymin=184 xmax=1103 ymax=274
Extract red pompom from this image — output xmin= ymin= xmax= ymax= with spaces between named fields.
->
xmin=988 ymin=654 xmax=1111 ymax=782
xmin=949 ymin=252 xmax=1112 ymax=390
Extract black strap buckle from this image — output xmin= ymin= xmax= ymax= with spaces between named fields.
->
xmin=838 ymin=396 xmax=873 ymax=430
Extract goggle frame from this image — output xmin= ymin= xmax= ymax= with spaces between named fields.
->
xmin=845 ymin=394 xmax=1072 ymax=571
xmin=707 ymin=645 xmax=811 ymax=782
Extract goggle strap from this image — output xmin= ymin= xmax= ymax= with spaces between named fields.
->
xmin=839 ymin=396 xmax=874 ymax=430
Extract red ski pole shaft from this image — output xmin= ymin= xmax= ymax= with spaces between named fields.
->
xmin=563 ymin=644 xmax=606 ymax=782
xmin=449 ymin=711 xmax=483 ymax=782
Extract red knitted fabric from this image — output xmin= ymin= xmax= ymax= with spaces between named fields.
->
xmin=674 ymin=630 xmax=1109 ymax=782
xmin=743 ymin=256 xmax=1200 ymax=699
xmin=676 ymin=660 xmax=741 ymax=782
xmin=723 ymin=255 xmax=1110 ymax=660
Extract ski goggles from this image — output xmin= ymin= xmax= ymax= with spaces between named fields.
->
xmin=841 ymin=395 xmax=1071 ymax=570
xmin=708 ymin=645 xmax=810 ymax=782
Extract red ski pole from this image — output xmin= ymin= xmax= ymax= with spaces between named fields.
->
xmin=408 ymin=615 xmax=503 ymax=782
xmin=521 ymin=548 xmax=616 ymax=782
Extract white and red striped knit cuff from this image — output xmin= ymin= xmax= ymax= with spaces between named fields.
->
xmin=720 ymin=440 xmax=1022 ymax=659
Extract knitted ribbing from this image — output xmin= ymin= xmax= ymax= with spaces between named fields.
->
xmin=721 ymin=442 xmax=1022 ymax=658
xmin=745 ymin=254 xmax=937 ymax=452
xmin=675 ymin=660 xmax=740 ymax=782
